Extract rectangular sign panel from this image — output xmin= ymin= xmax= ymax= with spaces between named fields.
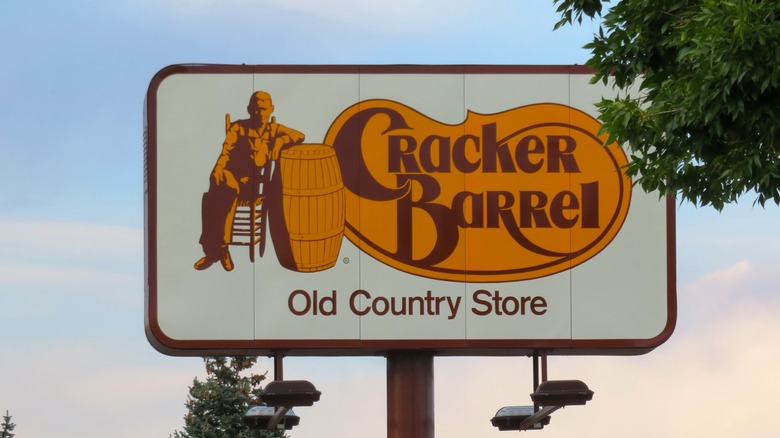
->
xmin=144 ymin=65 xmax=676 ymax=356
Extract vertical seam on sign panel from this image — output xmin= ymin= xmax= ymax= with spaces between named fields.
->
xmin=462 ymin=67 xmax=468 ymax=340
xmin=357 ymin=68 xmax=363 ymax=343
xmin=568 ymin=67 xmax=576 ymax=339
xmin=252 ymin=67 xmax=257 ymax=342
xmin=568 ymin=69 xmax=574 ymax=343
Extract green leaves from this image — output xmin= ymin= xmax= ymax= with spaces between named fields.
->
xmin=553 ymin=0 xmax=607 ymax=29
xmin=556 ymin=0 xmax=780 ymax=209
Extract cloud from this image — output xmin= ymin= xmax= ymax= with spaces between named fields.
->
xmin=125 ymin=0 xmax=481 ymax=36
xmin=259 ymin=0 xmax=472 ymax=26
xmin=276 ymin=357 xmax=387 ymax=436
xmin=683 ymin=259 xmax=752 ymax=306
xmin=0 ymin=221 xmax=141 ymax=264
xmin=0 ymin=341 xmax=203 ymax=438
xmin=0 ymin=264 xmax=139 ymax=303
xmin=0 ymin=221 xmax=141 ymax=303
xmin=561 ymin=303 xmax=780 ymax=438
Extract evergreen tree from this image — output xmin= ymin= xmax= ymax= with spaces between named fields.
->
xmin=173 ymin=357 xmax=285 ymax=438
xmin=1 ymin=411 xmax=14 ymax=438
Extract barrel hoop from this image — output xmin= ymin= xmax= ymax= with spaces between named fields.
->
xmin=282 ymin=183 xmax=344 ymax=197
xmin=288 ymin=226 xmax=345 ymax=242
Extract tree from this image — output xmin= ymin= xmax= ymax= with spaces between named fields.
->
xmin=172 ymin=356 xmax=285 ymax=438
xmin=1 ymin=411 xmax=14 ymax=438
xmin=553 ymin=0 xmax=780 ymax=209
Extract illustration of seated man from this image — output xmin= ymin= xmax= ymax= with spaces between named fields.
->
xmin=195 ymin=90 xmax=305 ymax=271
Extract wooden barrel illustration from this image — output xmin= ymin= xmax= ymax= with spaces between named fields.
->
xmin=279 ymin=144 xmax=345 ymax=272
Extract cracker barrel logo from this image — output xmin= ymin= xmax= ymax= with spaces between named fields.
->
xmin=325 ymin=100 xmax=632 ymax=282
xmin=194 ymin=92 xmax=630 ymax=282
xmin=194 ymin=91 xmax=345 ymax=273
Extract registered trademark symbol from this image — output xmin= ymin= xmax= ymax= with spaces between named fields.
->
xmin=343 ymin=257 xmax=350 ymax=264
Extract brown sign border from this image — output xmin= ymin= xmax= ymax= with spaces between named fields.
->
xmin=144 ymin=64 xmax=676 ymax=357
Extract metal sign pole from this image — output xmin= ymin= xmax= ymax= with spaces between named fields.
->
xmin=273 ymin=351 xmax=284 ymax=381
xmin=387 ymin=351 xmax=434 ymax=438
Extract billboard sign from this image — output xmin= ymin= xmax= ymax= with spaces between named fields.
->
xmin=144 ymin=65 xmax=676 ymax=356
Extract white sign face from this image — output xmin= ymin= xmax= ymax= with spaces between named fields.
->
xmin=144 ymin=65 xmax=676 ymax=356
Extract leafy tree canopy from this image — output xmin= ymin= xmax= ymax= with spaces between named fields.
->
xmin=554 ymin=0 xmax=780 ymax=209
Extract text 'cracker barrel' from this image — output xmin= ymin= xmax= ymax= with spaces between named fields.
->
xmin=279 ymin=144 xmax=346 ymax=272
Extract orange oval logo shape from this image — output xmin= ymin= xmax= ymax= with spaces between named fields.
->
xmin=325 ymin=100 xmax=631 ymax=282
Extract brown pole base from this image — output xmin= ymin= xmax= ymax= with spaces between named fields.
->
xmin=387 ymin=351 xmax=434 ymax=438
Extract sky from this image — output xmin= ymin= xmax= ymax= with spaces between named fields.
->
xmin=1 ymin=0 xmax=779 ymax=437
